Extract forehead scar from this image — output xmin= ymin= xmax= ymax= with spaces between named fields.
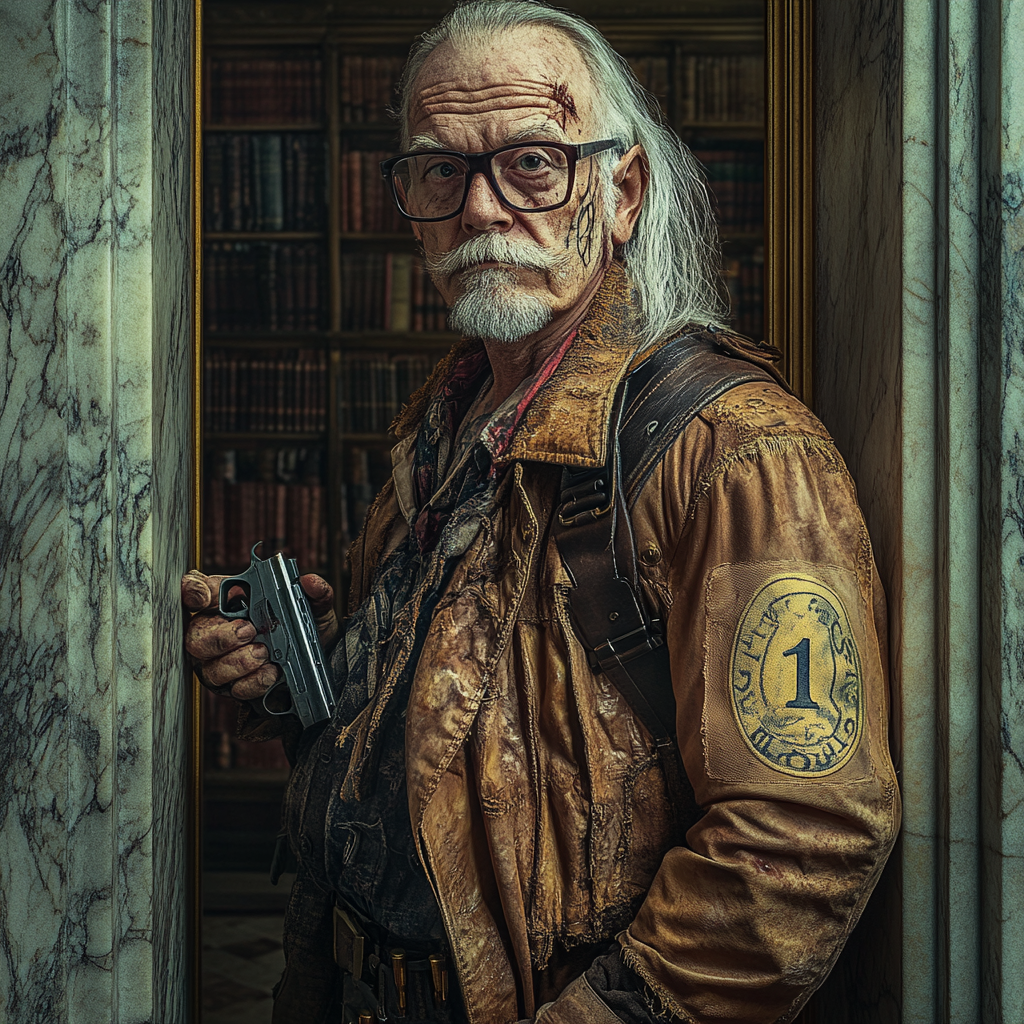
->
xmin=550 ymin=82 xmax=579 ymax=130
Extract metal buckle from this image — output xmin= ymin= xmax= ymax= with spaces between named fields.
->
xmin=591 ymin=625 xmax=665 ymax=672
xmin=558 ymin=498 xmax=611 ymax=527
xmin=333 ymin=905 xmax=366 ymax=980
xmin=557 ymin=472 xmax=610 ymax=527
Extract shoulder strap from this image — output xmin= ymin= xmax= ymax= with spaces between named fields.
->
xmin=619 ymin=329 xmax=777 ymax=506
xmin=552 ymin=328 xmax=775 ymax=760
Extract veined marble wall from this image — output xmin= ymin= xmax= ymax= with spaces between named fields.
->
xmin=0 ymin=0 xmax=195 ymax=1021
xmin=978 ymin=4 xmax=1024 ymax=1019
xmin=815 ymin=0 xmax=1024 ymax=1021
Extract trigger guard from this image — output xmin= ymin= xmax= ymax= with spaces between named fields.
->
xmin=262 ymin=677 xmax=295 ymax=718
xmin=218 ymin=577 xmax=250 ymax=619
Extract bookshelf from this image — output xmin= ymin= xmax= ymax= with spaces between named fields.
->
xmin=200 ymin=6 xmax=765 ymax=776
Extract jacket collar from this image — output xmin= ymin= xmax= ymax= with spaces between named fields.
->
xmin=391 ymin=260 xmax=642 ymax=509
xmin=495 ymin=259 xmax=640 ymax=470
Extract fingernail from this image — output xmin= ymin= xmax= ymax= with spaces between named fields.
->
xmin=235 ymin=622 xmax=256 ymax=641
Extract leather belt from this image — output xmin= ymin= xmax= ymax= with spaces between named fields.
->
xmin=332 ymin=898 xmax=451 ymax=1022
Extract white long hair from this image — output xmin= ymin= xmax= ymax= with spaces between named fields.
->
xmin=395 ymin=0 xmax=729 ymax=348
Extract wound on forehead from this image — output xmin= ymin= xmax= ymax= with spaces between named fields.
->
xmin=550 ymin=81 xmax=579 ymax=130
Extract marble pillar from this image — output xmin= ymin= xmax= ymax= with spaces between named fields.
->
xmin=0 ymin=0 xmax=196 ymax=1021
xmin=814 ymin=0 xmax=1024 ymax=1021
xmin=977 ymin=4 xmax=1024 ymax=1019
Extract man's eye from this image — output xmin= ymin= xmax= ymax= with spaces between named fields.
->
xmin=426 ymin=161 xmax=459 ymax=180
xmin=515 ymin=152 xmax=548 ymax=172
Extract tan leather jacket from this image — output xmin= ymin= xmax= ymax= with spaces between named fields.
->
xmin=263 ymin=265 xmax=900 ymax=1024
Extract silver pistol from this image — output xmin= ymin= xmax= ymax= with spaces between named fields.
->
xmin=217 ymin=543 xmax=335 ymax=730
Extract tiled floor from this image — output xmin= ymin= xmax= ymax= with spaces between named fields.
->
xmin=202 ymin=913 xmax=286 ymax=1024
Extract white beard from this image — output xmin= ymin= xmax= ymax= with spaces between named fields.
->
xmin=446 ymin=267 xmax=553 ymax=343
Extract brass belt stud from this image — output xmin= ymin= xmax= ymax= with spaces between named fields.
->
xmin=390 ymin=948 xmax=407 ymax=1016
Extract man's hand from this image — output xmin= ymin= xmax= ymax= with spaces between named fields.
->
xmin=181 ymin=569 xmax=338 ymax=702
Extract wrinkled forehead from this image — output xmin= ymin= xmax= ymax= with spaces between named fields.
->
xmin=406 ymin=25 xmax=599 ymax=146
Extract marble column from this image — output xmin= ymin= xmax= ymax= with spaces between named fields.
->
xmin=0 ymin=1 xmax=196 ymax=1022
xmin=814 ymin=0 xmax=1024 ymax=1021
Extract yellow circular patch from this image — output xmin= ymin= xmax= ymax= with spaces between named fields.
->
xmin=729 ymin=575 xmax=863 ymax=777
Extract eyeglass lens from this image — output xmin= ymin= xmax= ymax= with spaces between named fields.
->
xmin=392 ymin=145 xmax=572 ymax=218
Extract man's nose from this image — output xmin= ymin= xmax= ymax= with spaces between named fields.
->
xmin=460 ymin=170 xmax=514 ymax=233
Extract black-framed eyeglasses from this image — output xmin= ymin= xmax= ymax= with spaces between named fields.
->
xmin=380 ymin=139 xmax=623 ymax=222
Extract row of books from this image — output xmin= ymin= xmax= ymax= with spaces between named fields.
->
xmin=208 ymin=56 xmax=324 ymax=125
xmin=338 ymin=445 xmax=393 ymax=551
xmin=340 ymin=55 xmax=405 ymax=124
xmin=204 ymin=133 xmax=326 ymax=232
xmin=678 ymin=54 xmax=764 ymax=124
xmin=693 ymin=144 xmax=765 ymax=233
xmin=723 ymin=246 xmax=765 ymax=340
xmin=205 ymin=241 xmax=324 ymax=333
xmin=625 ymin=53 xmax=763 ymax=125
xmin=340 ymin=149 xmax=407 ymax=233
xmin=341 ymin=252 xmax=448 ymax=332
xmin=203 ymin=478 xmax=328 ymax=574
xmin=337 ymin=352 xmax=439 ymax=434
xmin=207 ymin=445 xmax=324 ymax=487
xmin=205 ymin=51 xmax=763 ymax=129
xmin=205 ymin=350 xmax=328 ymax=434
xmin=204 ymin=689 xmax=291 ymax=770
xmin=626 ymin=56 xmax=671 ymax=117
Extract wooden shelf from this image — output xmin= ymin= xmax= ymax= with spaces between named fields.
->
xmin=336 ymin=331 xmax=456 ymax=349
xmin=203 ymin=330 xmax=455 ymax=347
xmin=338 ymin=232 xmax=413 ymax=243
xmin=203 ymin=766 xmax=290 ymax=797
xmin=204 ymin=331 xmax=331 ymax=344
xmin=205 ymin=122 xmax=324 ymax=132
xmin=338 ymin=122 xmax=398 ymax=134
xmin=678 ymin=120 xmax=763 ymax=131
xmin=206 ymin=231 xmax=326 ymax=241
xmin=205 ymin=432 xmax=326 ymax=444
xmin=339 ymin=432 xmax=394 ymax=443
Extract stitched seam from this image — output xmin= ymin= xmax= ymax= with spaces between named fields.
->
xmin=686 ymin=434 xmax=845 ymax=525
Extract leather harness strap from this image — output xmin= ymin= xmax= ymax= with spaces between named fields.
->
xmin=551 ymin=329 xmax=775 ymax=817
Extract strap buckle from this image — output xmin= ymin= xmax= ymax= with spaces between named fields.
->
xmin=590 ymin=622 xmax=665 ymax=673
xmin=558 ymin=498 xmax=611 ymax=527
xmin=333 ymin=904 xmax=366 ymax=980
xmin=557 ymin=472 xmax=611 ymax=527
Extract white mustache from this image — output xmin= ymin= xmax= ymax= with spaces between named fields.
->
xmin=423 ymin=233 xmax=572 ymax=279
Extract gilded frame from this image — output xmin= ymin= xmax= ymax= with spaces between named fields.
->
xmin=766 ymin=0 xmax=814 ymax=404
xmin=187 ymin=3 xmax=815 ymax=1017
xmin=191 ymin=0 xmax=204 ymax=1019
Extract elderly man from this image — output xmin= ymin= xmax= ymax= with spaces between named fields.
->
xmin=183 ymin=3 xmax=900 ymax=1022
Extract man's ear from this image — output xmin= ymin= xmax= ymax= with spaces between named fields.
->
xmin=610 ymin=144 xmax=648 ymax=246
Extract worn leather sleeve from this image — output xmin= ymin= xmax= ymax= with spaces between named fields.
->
xmin=613 ymin=382 xmax=900 ymax=1023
